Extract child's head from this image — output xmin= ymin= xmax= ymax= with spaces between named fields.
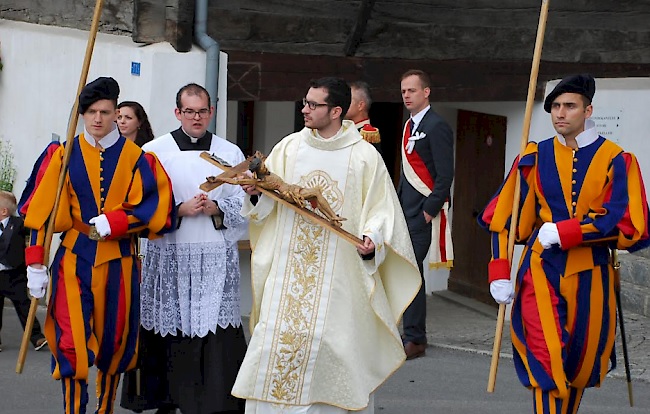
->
xmin=0 ymin=191 xmax=17 ymax=220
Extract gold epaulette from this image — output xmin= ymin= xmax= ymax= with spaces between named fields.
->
xmin=360 ymin=124 xmax=381 ymax=144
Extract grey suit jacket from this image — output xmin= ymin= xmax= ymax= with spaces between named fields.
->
xmin=397 ymin=108 xmax=454 ymax=229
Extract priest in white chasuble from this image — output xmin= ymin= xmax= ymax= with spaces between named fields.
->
xmin=232 ymin=77 xmax=421 ymax=414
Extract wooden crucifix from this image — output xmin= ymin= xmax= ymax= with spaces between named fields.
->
xmin=200 ymin=151 xmax=363 ymax=246
xmin=199 ymin=152 xmax=257 ymax=192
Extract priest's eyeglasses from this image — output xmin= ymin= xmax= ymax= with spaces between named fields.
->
xmin=181 ymin=108 xmax=211 ymax=119
xmin=302 ymin=98 xmax=330 ymax=110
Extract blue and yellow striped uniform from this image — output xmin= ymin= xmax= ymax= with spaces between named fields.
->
xmin=479 ymin=136 xmax=649 ymax=414
xmin=21 ymin=135 xmax=175 ymax=414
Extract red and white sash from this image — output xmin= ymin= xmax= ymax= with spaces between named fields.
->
xmin=401 ymin=120 xmax=454 ymax=269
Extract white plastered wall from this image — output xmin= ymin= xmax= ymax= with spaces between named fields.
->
xmin=0 ymin=19 xmax=229 ymax=271
xmin=0 ymin=19 xmax=229 ymax=200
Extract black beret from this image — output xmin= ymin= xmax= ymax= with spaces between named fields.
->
xmin=78 ymin=77 xmax=120 ymax=114
xmin=543 ymin=74 xmax=595 ymax=113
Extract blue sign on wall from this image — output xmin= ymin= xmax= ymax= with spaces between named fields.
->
xmin=131 ymin=62 xmax=141 ymax=76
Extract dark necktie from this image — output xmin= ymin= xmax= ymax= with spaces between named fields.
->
xmin=0 ymin=222 xmax=4 ymax=231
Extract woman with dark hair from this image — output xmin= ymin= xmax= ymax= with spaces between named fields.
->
xmin=117 ymin=101 xmax=154 ymax=147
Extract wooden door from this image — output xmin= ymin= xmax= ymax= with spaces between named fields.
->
xmin=449 ymin=110 xmax=507 ymax=305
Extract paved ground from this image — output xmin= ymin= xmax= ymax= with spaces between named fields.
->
xmin=427 ymin=290 xmax=650 ymax=384
xmin=1 ymin=291 xmax=649 ymax=413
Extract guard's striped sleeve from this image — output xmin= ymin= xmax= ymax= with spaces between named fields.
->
xmin=478 ymin=142 xmax=538 ymax=282
xmin=104 ymin=152 xmax=176 ymax=238
xmin=22 ymin=143 xmax=72 ymax=265
xmin=18 ymin=141 xmax=62 ymax=216
xmin=567 ymin=151 xmax=650 ymax=250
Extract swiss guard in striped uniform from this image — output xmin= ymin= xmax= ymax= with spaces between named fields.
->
xmin=479 ymin=74 xmax=650 ymax=413
xmin=20 ymin=77 xmax=176 ymax=414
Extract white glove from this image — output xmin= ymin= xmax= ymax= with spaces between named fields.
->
xmin=490 ymin=279 xmax=514 ymax=304
xmin=27 ymin=265 xmax=49 ymax=299
xmin=89 ymin=214 xmax=112 ymax=237
xmin=538 ymin=222 xmax=560 ymax=249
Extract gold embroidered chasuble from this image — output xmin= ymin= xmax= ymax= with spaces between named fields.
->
xmin=232 ymin=121 xmax=421 ymax=410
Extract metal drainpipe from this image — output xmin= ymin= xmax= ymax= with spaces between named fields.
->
xmin=195 ymin=0 xmax=219 ymax=133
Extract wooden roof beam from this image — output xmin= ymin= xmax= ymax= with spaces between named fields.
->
xmin=344 ymin=0 xmax=377 ymax=57
xmin=225 ymin=51 xmax=650 ymax=102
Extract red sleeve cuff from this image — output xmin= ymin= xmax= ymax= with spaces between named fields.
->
xmin=105 ymin=210 xmax=129 ymax=239
xmin=557 ymin=218 xmax=582 ymax=250
xmin=488 ymin=258 xmax=511 ymax=283
xmin=25 ymin=245 xmax=44 ymax=266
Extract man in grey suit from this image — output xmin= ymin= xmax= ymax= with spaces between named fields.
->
xmin=397 ymin=69 xmax=454 ymax=359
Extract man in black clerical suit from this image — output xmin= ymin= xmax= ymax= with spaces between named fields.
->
xmin=122 ymin=83 xmax=247 ymax=414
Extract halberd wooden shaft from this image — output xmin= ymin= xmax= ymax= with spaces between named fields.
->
xmin=487 ymin=0 xmax=550 ymax=392
xmin=16 ymin=0 xmax=105 ymax=374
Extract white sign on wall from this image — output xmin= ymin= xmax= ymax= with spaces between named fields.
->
xmin=592 ymin=108 xmax=623 ymax=143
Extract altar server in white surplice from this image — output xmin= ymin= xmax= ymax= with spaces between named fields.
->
xmin=231 ymin=77 xmax=421 ymax=414
xmin=138 ymin=83 xmax=248 ymax=414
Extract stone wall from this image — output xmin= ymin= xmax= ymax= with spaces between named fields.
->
xmin=620 ymin=253 xmax=650 ymax=317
